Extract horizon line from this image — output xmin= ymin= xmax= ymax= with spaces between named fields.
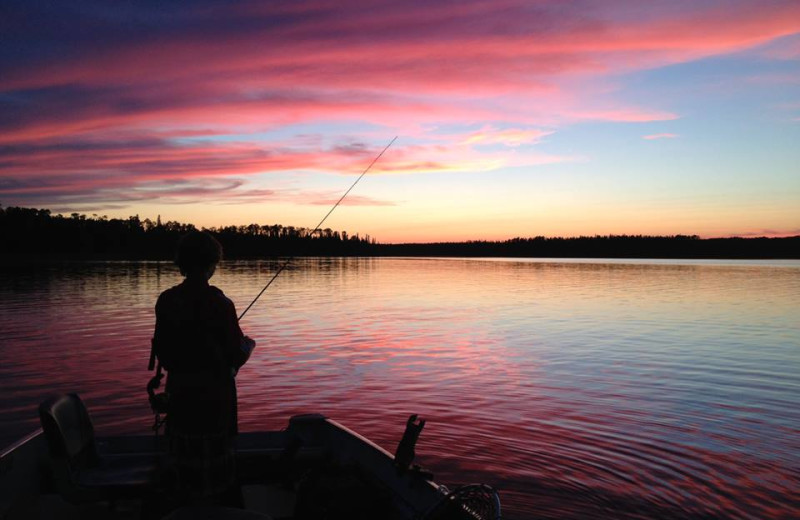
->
xmin=3 ymin=205 xmax=798 ymax=242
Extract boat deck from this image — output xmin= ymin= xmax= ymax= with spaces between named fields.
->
xmin=1 ymin=415 xmax=448 ymax=520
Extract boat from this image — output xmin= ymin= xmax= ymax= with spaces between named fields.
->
xmin=0 ymin=393 xmax=501 ymax=519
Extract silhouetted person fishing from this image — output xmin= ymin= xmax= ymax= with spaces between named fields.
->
xmin=145 ymin=139 xmax=394 ymax=510
xmin=151 ymin=230 xmax=255 ymax=504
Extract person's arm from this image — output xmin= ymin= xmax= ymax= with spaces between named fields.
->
xmin=220 ymin=293 xmax=255 ymax=370
xmin=240 ymin=335 xmax=256 ymax=365
xmin=153 ymin=293 xmax=174 ymax=370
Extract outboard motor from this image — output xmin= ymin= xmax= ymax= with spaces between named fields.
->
xmin=394 ymin=414 xmax=426 ymax=472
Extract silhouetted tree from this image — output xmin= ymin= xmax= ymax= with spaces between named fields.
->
xmin=1 ymin=205 xmax=798 ymax=261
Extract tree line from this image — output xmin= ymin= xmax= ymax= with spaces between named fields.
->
xmin=376 ymin=235 xmax=799 ymax=259
xmin=0 ymin=206 xmax=375 ymax=260
xmin=1 ymin=205 xmax=798 ymax=260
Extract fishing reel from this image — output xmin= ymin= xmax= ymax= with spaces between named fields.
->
xmin=149 ymin=390 xmax=169 ymax=415
xmin=147 ymin=368 xmax=169 ymax=414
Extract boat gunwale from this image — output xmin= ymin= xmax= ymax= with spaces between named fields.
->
xmin=1 ymin=428 xmax=43 ymax=460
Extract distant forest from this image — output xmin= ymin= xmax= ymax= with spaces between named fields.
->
xmin=0 ymin=206 xmax=376 ymax=260
xmin=1 ymin=205 xmax=798 ymax=260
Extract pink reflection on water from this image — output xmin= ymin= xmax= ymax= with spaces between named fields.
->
xmin=1 ymin=259 xmax=799 ymax=518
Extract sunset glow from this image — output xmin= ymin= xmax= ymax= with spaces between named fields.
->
xmin=1 ymin=1 xmax=798 ymax=241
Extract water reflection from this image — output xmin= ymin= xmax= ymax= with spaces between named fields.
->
xmin=1 ymin=258 xmax=799 ymax=518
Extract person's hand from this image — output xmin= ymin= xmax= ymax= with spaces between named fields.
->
xmin=242 ymin=335 xmax=256 ymax=353
xmin=237 ymin=336 xmax=256 ymax=370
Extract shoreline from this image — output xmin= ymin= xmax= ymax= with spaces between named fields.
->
xmin=2 ymin=254 xmax=799 ymax=266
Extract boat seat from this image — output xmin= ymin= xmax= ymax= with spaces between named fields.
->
xmin=38 ymin=393 xmax=159 ymax=503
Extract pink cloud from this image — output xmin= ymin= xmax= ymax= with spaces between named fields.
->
xmin=1 ymin=0 xmax=797 ymax=211
xmin=4 ymin=0 xmax=792 ymax=152
xmin=6 ymin=2 xmax=798 ymax=93
xmin=369 ymin=142 xmax=572 ymax=175
xmin=0 ymin=139 xmax=382 ymax=181
xmin=0 ymin=133 xmax=575 ymax=214
xmin=566 ymin=109 xmax=679 ymax=123
xmin=2 ymin=172 xmax=396 ymax=209
xmin=296 ymin=193 xmax=396 ymax=207
xmin=643 ymin=133 xmax=679 ymax=140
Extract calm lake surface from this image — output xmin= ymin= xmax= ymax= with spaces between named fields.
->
xmin=1 ymin=258 xmax=799 ymax=519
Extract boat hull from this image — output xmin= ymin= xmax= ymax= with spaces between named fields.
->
xmin=1 ymin=414 xmax=445 ymax=519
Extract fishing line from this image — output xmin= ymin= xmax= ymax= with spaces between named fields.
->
xmin=237 ymin=136 xmax=397 ymax=321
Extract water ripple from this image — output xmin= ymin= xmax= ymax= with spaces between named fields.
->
xmin=1 ymin=258 xmax=799 ymax=519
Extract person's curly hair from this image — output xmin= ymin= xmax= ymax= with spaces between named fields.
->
xmin=175 ymin=231 xmax=222 ymax=276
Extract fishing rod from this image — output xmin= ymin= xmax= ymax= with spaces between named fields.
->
xmin=237 ymin=136 xmax=397 ymax=321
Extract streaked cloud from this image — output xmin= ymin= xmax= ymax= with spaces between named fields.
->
xmin=5 ymin=173 xmax=396 ymax=210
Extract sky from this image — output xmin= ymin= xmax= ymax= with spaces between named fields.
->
xmin=1 ymin=0 xmax=799 ymax=242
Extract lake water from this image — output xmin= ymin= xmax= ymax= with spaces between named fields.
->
xmin=1 ymin=258 xmax=798 ymax=519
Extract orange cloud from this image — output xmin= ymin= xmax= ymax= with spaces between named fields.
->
xmin=462 ymin=127 xmax=554 ymax=147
